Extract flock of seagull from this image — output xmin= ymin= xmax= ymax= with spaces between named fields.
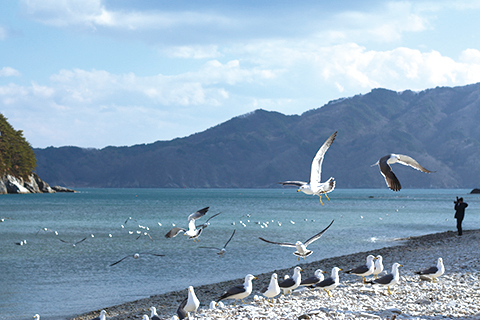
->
xmin=25 ymin=130 xmax=439 ymax=320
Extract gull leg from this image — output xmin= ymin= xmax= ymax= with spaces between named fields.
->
xmin=240 ymin=299 xmax=245 ymax=304
xmin=323 ymin=191 xmax=331 ymax=201
xmin=324 ymin=289 xmax=332 ymax=297
xmin=318 ymin=195 xmax=324 ymax=206
xmin=387 ymin=287 xmax=392 ymax=295
xmin=234 ymin=300 xmax=237 ymax=306
xmin=362 ymin=276 xmax=366 ymax=284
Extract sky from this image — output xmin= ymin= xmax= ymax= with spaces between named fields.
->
xmin=2 ymin=0 xmax=480 ymax=149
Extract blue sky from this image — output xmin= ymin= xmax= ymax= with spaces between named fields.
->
xmin=1 ymin=0 xmax=480 ymax=148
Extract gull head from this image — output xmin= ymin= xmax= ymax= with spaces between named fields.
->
xmin=133 ymin=253 xmax=140 ymax=259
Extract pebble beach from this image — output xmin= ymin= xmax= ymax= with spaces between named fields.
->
xmin=71 ymin=229 xmax=480 ymax=320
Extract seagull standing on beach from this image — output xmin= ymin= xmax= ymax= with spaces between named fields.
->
xmin=366 ymin=262 xmax=403 ymax=294
xmin=373 ymin=255 xmax=384 ymax=279
xmin=278 ymin=266 xmax=302 ymax=295
xmin=260 ymin=273 xmax=281 ymax=303
xmin=149 ymin=307 xmax=161 ymax=320
xmin=90 ymin=310 xmax=107 ymax=320
xmin=258 ymin=220 xmax=334 ymax=260
xmin=109 ymin=252 xmax=165 ymax=266
xmin=300 ymin=269 xmax=326 ymax=289
xmin=372 ymin=154 xmax=434 ymax=191
xmin=279 ymin=131 xmax=337 ymax=205
xmin=415 ymin=257 xmax=445 ymax=282
xmin=217 ymin=274 xmax=257 ymax=305
xmin=314 ymin=267 xmax=342 ymax=297
xmin=345 ymin=255 xmax=376 ymax=283
xmin=199 ymin=229 xmax=236 ymax=256
xmin=176 ymin=286 xmax=200 ymax=318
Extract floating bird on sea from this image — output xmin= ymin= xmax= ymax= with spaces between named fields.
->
xmin=373 ymin=255 xmax=384 ymax=279
xmin=372 ymin=154 xmax=434 ymax=191
xmin=33 ymin=314 xmax=40 ymax=320
xmin=260 ymin=273 xmax=281 ymax=304
xmin=0 ymin=217 xmax=12 ymax=222
xmin=300 ymin=269 xmax=326 ymax=289
xmin=279 ymin=266 xmax=302 ymax=295
xmin=366 ymin=262 xmax=403 ymax=294
xmin=314 ymin=267 xmax=342 ymax=297
xmin=109 ymin=252 xmax=165 ymax=266
xmin=59 ymin=237 xmax=87 ymax=247
xmin=149 ymin=307 xmax=161 ymax=320
xmin=345 ymin=254 xmax=376 ymax=283
xmin=165 ymin=207 xmax=220 ymax=242
xmin=415 ymin=257 xmax=444 ymax=282
xmin=278 ymin=131 xmax=337 ymax=205
xmin=199 ymin=229 xmax=236 ymax=256
xmin=258 ymin=220 xmax=334 ymax=260
xmin=176 ymin=286 xmax=200 ymax=319
xmin=15 ymin=240 xmax=27 ymax=246
xmin=217 ymin=274 xmax=257 ymax=305
xmin=90 ymin=310 xmax=107 ymax=320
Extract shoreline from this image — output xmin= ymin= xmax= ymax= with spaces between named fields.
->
xmin=71 ymin=229 xmax=480 ymax=320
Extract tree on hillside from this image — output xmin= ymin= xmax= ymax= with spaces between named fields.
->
xmin=0 ymin=114 xmax=36 ymax=179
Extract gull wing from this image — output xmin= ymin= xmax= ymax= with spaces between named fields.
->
xmin=109 ymin=255 xmax=130 ymax=266
xmin=304 ymin=219 xmax=334 ymax=246
xmin=278 ymin=181 xmax=307 ymax=187
xmin=188 ymin=207 xmax=210 ymax=221
xmin=258 ymin=237 xmax=296 ymax=248
xmin=223 ymin=229 xmax=236 ymax=248
xmin=415 ymin=266 xmax=438 ymax=275
xmin=396 ymin=154 xmax=434 ymax=173
xmin=315 ymin=277 xmax=335 ymax=288
xmin=141 ymin=252 xmax=165 ymax=257
xmin=177 ymin=298 xmax=188 ymax=320
xmin=218 ymin=284 xmax=246 ymax=300
xmin=75 ymin=237 xmax=87 ymax=245
xmin=378 ymin=155 xmax=401 ymax=191
xmin=198 ymin=246 xmax=222 ymax=251
xmin=278 ymin=278 xmax=295 ymax=288
xmin=197 ymin=212 xmax=222 ymax=228
xmin=372 ymin=273 xmax=394 ymax=285
xmin=300 ymin=276 xmax=321 ymax=286
xmin=165 ymin=227 xmax=186 ymax=238
xmin=310 ymin=131 xmax=337 ymax=184
xmin=346 ymin=264 xmax=369 ymax=275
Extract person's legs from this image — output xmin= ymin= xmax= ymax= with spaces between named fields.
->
xmin=456 ymin=218 xmax=463 ymax=236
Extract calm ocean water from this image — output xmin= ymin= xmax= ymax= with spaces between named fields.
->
xmin=1 ymin=188 xmax=478 ymax=319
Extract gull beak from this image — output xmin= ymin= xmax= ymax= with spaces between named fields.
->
xmin=296 ymin=189 xmax=300 ymax=192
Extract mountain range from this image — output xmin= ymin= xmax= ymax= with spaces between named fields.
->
xmin=34 ymin=83 xmax=480 ymax=189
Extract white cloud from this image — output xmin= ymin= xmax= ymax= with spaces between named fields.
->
xmin=0 ymin=67 xmax=21 ymax=77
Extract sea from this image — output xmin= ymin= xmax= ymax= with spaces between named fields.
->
xmin=1 ymin=188 xmax=478 ymax=320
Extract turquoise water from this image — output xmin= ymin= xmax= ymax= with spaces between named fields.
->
xmin=1 ymin=188 xmax=478 ymax=319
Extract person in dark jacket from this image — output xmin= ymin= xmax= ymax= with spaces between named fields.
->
xmin=454 ymin=197 xmax=468 ymax=236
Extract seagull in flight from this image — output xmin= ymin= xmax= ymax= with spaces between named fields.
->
xmin=259 ymin=220 xmax=334 ymax=260
xmin=109 ymin=252 xmax=165 ymax=266
xmin=279 ymin=131 xmax=337 ymax=205
xmin=58 ymin=237 xmax=87 ymax=247
xmin=372 ymin=154 xmax=434 ymax=191
xmin=165 ymin=207 xmax=221 ymax=242
xmin=199 ymin=229 xmax=236 ymax=256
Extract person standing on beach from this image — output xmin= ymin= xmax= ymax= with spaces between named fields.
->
xmin=454 ymin=197 xmax=468 ymax=236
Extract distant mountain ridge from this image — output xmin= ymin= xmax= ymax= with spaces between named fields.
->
xmin=34 ymin=83 xmax=480 ymax=189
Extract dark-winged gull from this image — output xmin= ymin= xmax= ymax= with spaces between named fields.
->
xmin=366 ymin=262 xmax=402 ymax=294
xmin=35 ymin=227 xmax=58 ymax=236
xmin=260 ymin=273 xmax=281 ymax=303
xmin=278 ymin=266 xmax=302 ymax=295
xmin=109 ymin=252 xmax=164 ymax=266
xmin=90 ymin=310 xmax=107 ymax=320
xmin=300 ymin=269 xmax=326 ymax=289
xmin=373 ymin=255 xmax=384 ymax=279
xmin=217 ymin=274 xmax=257 ymax=305
xmin=199 ymin=229 xmax=236 ymax=256
xmin=59 ymin=237 xmax=87 ymax=247
xmin=415 ymin=257 xmax=444 ymax=282
xmin=176 ymin=286 xmax=200 ymax=319
xmin=259 ymin=220 xmax=334 ymax=260
xmin=14 ymin=240 xmax=27 ymax=245
xmin=345 ymin=254 xmax=376 ymax=283
xmin=165 ymin=207 xmax=220 ymax=242
xmin=149 ymin=307 xmax=161 ymax=320
xmin=279 ymin=131 xmax=337 ymax=205
xmin=314 ymin=267 xmax=342 ymax=297
xmin=372 ymin=154 xmax=434 ymax=191
xmin=176 ymin=299 xmax=188 ymax=320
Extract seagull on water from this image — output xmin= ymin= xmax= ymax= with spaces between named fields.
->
xmin=217 ymin=274 xmax=257 ymax=305
xmin=300 ymin=269 xmax=326 ymax=290
xmin=415 ymin=257 xmax=444 ymax=282
xmin=260 ymin=273 xmax=281 ymax=304
xmin=366 ymin=262 xmax=403 ymax=294
xmin=259 ymin=220 xmax=334 ymax=260
xmin=279 ymin=131 xmax=337 ymax=205
xmin=372 ymin=154 xmax=434 ymax=191
xmin=33 ymin=314 xmax=40 ymax=320
xmin=345 ymin=254 xmax=376 ymax=283
xmin=165 ymin=207 xmax=220 ymax=242
xmin=314 ymin=267 xmax=342 ymax=297
xmin=278 ymin=266 xmax=302 ymax=295
xmin=199 ymin=229 xmax=236 ymax=256
xmin=109 ymin=252 xmax=164 ymax=266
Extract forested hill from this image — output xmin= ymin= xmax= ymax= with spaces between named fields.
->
xmin=34 ymin=83 xmax=480 ymax=189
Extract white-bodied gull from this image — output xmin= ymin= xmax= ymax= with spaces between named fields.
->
xmin=279 ymin=131 xmax=337 ymax=205
xmin=165 ymin=207 xmax=221 ymax=242
xmin=415 ymin=257 xmax=444 ymax=282
xmin=149 ymin=307 xmax=161 ymax=320
xmin=199 ymin=229 xmax=236 ymax=256
xmin=109 ymin=252 xmax=164 ymax=266
xmin=366 ymin=262 xmax=402 ymax=294
xmin=372 ymin=154 xmax=434 ymax=191
xmin=259 ymin=220 xmax=334 ymax=260
xmin=59 ymin=237 xmax=87 ymax=247
xmin=90 ymin=310 xmax=107 ymax=320
xmin=314 ymin=267 xmax=342 ymax=297
xmin=33 ymin=314 xmax=40 ymax=320
xmin=373 ymin=255 xmax=384 ymax=279
xmin=345 ymin=254 xmax=376 ymax=283
xmin=278 ymin=266 xmax=302 ymax=295
xmin=176 ymin=286 xmax=200 ymax=319
xmin=300 ymin=269 xmax=326 ymax=289
xmin=260 ymin=273 xmax=281 ymax=303
xmin=217 ymin=274 xmax=257 ymax=305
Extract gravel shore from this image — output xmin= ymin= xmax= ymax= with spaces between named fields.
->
xmin=71 ymin=229 xmax=480 ymax=320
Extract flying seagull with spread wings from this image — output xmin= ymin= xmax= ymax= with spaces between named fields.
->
xmin=165 ymin=207 xmax=220 ymax=242
xmin=279 ymin=131 xmax=337 ymax=205
xmin=109 ymin=252 xmax=165 ymax=266
xmin=372 ymin=154 xmax=434 ymax=191
xmin=259 ymin=220 xmax=334 ymax=260
xmin=199 ymin=229 xmax=236 ymax=256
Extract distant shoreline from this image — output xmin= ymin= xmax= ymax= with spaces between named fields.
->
xmin=70 ymin=228 xmax=480 ymax=320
